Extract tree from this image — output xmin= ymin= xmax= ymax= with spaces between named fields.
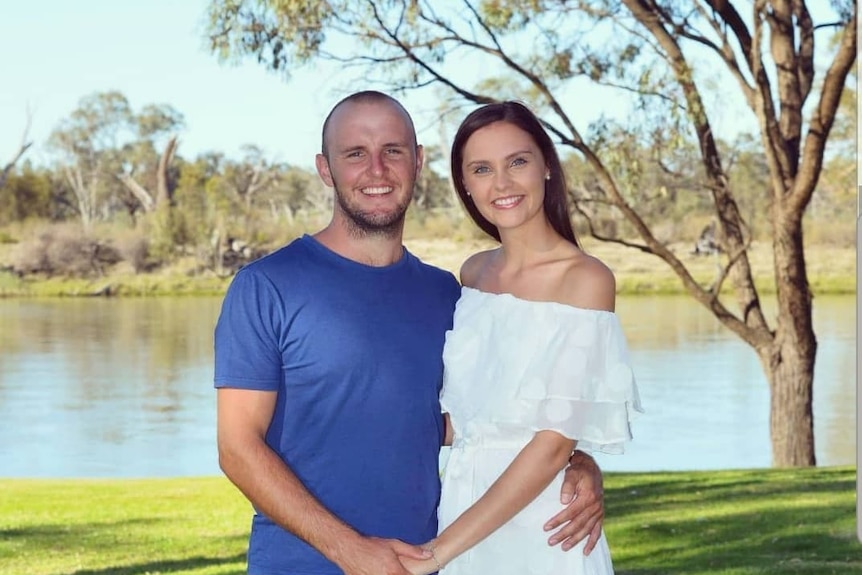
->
xmin=0 ymin=162 xmax=53 ymax=224
xmin=205 ymin=0 xmax=856 ymax=466
xmin=222 ymin=144 xmax=280 ymax=213
xmin=808 ymin=44 xmax=856 ymax=234
xmin=48 ymin=92 xmax=184 ymax=228
xmin=48 ymin=91 xmax=133 ymax=228
xmin=0 ymin=108 xmax=33 ymax=191
xmin=413 ymin=144 xmax=458 ymax=213
xmin=116 ymin=104 xmax=184 ymax=215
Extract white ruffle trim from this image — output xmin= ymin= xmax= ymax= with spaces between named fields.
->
xmin=441 ymin=287 xmax=643 ymax=455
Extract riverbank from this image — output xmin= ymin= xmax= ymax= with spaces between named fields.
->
xmin=0 ymin=237 xmax=854 ymax=297
xmin=0 ymin=466 xmax=855 ymax=575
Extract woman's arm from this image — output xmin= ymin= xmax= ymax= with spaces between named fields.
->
xmin=402 ymin=430 xmax=575 ymax=575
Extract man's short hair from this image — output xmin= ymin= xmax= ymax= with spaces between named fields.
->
xmin=320 ymin=91 xmax=418 ymax=158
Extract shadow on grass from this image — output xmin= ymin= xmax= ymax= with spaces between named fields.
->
xmin=0 ymin=517 xmax=249 ymax=572
xmin=0 ymin=517 xmax=181 ymax=557
xmin=604 ymin=468 xmax=859 ymax=575
xmin=60 ymin=552 xmax=246 ymax=575
xmin=1 ymin=518 xmax=162 ymax=539
xmin=605 ymin=467 xmax=855 ymax=518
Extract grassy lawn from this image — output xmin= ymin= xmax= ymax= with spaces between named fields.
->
xmin=1 ymin=467 xmax=856 ymax=575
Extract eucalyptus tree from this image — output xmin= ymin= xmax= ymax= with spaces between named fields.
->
xmin=117 ymin=103 xmax=185 ymax=216
xmin=204 ymin=0 xmax=856 ymax=467
xmin=48 ymin=91 xmax=130 ymax=228
xmin=223 ymin=144 xmax=281 ymax=213
xmin=0 ymin=163 xmax=53 ymax=224
xmin=48 ymin=91 xmax=184 ymax=228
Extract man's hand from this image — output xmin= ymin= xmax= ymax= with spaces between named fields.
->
xmin=543 ymin=450 xmax=604 ymax=554
xmin=399 ymin=552 xmax=437 ymax=575
xmin=336 ymin=536 xmax=428 ymax=575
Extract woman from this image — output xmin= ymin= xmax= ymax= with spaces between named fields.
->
xmin=403 ymin=101 xmax=642 ymax=575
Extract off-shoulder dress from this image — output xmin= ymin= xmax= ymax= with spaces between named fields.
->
xmin=438 ymin=287 xmax=643 ymax=575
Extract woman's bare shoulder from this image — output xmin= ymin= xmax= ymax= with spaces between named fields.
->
xmin=459 ymin=248 xmax=499 ymax=288
xmin=556 ymin=251 xmax=616 ymax=312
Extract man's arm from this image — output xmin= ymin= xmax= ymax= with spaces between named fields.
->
xmin=544 ymin=450 xmax=605 ymax=554
xmin=217 ymin=387 xmax=426 ymax=575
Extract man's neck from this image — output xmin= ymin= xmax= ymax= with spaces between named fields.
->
xmin=313 ymin=222 xmax=405 ymax=267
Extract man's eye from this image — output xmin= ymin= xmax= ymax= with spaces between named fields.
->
xmin=386 ymin=148 xmax=403 ymax=155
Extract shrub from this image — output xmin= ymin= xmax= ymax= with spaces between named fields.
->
xmin=12 ymin=224 xmax=121 ymax=278
xmin=114 ymin=231 xmax=151 ymax=274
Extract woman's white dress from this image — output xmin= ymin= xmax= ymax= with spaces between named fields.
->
xmin=438 ymin=287 xmax=643 ymax=575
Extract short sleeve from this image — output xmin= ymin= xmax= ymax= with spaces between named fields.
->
xmin=213 ymin=268 xmax=284 ymax=390
xmin=506 ymin=312 xmax=642 ymax=454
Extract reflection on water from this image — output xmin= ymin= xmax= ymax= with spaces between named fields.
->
xmin=0 ymin=298 xmax=222 ymax=477
xmin=0 ymin=295 xmax=854 ymax=477
xmin=604 ymin=296 xmax=856 ymax=472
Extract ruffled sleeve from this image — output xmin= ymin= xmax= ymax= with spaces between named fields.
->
xmin=500 ymin=310 xmax=643 ymax=454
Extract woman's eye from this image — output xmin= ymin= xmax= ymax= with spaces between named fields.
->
xmin=511 ymin=157 xmax=527 ymax=167
xmin=472 ymin=166 xmax=490 ymax=174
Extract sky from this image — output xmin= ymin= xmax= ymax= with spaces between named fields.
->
xmin=3 ymin=0 xmax=516 ymax=172
xmin=1 ymin=0 xmax=357 ymax=171
xmin=0 ymin=0 xmax=842 ymax=174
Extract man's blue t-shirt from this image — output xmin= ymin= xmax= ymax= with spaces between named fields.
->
xmin=214 ymin=234 xmax=461 ymax=575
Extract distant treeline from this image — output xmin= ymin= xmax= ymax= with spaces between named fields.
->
xmin=0 ymin=91 xmax=854 ymax=280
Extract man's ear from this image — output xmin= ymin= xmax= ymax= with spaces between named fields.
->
xmin=315 ymin=153 xmax=334 ymax=188
xmin=415 ymin=144 xmax=425 ymax=179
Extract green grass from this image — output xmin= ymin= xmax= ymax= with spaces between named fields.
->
xmin=1 ymin=467 xmax=856 ymax=575
xmin=0 ymin=270 xmax=232 ymax=298
xmin=0 ymin=477 xmax=250 ymax=575
xmin=605 ymin=467 xmax=858 ymax=574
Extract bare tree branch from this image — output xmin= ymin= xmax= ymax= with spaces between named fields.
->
xmin=708 ymin=235 xmax=753 ymax=298
xmin=790 ymin=5 xmax=857 ymax=213
xmin=156 ymin=136 xmax=179 ymax=207
xmin=0 ymin=109 xmax=34 ymax=189
xmin=117 ymin=172 xmax=156 ymax=212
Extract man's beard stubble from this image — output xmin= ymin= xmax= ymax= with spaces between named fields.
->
xmin=332 ymin=179 xmax=411 ymax=239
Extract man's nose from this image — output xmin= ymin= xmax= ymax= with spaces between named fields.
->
xmin=369 ymin=152 xmax=385 ymax=176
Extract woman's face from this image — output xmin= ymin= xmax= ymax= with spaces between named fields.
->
xmin=460 ymin=121 xmax=548 ymax=235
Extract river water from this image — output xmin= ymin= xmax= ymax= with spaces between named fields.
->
xmin=0 ymin=295 xmax=854 ymax=477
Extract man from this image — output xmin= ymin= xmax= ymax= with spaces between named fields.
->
xmin=214 ymin=91 xmax=604 ymax=575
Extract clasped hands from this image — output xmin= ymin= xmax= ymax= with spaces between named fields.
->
xmin=397 ymin=458 xmax=605 ymax=574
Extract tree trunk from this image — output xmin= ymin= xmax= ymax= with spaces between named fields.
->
xmin=65 ymin=165 xmax=95 ymax=230
xmin=118 ymin=173 xmax=156 ymax=212
xmin=760 ymin=338 xmax=816 ymax=466
xmin=761 ymin=212 xmax=817 ymax=466
xmin=156 ymin=136 xmax=178 ymax=207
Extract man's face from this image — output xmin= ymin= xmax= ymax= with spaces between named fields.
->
xmin=316 ymin=100 xmax=424 ymax=237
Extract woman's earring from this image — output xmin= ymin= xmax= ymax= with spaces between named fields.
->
xmin=545 ymin=173 xmax=551 ymax=181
